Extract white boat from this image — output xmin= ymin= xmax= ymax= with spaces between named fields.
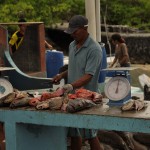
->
xmin=139 ymin=74 xmax=150 ymax=89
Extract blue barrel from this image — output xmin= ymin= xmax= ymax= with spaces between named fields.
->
xmin=46 ymin=50 xmax=64 ymax=78
xmin=98 ymin=43 xmax=107 ymax=83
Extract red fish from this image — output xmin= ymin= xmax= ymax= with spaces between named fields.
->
xmin=29 ymin=97 xmax=40 ymax=106
xmin=68 ymin=88 xmax=103 ymax=103
xmin=41 ymin=88 xmax=64 ymax=101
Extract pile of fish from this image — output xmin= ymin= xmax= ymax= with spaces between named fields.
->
xmin=0 ymin=88 xmax=103 ymax=112
xmin=121 ymin=99 xmax=147 ymax=111
xmin=68 ymin=88 xmax=103 ymax=103
xmin=0 ymin=89 xmax=29 ymax=108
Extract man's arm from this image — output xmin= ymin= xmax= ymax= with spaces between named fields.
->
xmin=62 ymin=74 xmax=92 ymax=93
xmin=71 ymin=74 xmax=92 ymax=89
xmin=52 ymin=70 xmax=68 ymax=84
xmin=45 ymin=40 xmax=53 ymax=49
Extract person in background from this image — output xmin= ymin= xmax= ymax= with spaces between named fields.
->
xmin=52 ymin=15 xmax=103 ymax=150
xmin=9 ymin=18 xmax=27 ymax=55
xmin=109 ymin=33 xmax=130 ymax=68
xmin=45 ymin=40 xmax=53 ymax=50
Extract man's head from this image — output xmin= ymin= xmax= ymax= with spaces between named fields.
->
xmin=18 ymin=18 xmax=27 ymax=33
xmin=18 ymin=18 xmax=26 ymax=22
xmin=111 ymin=33 xmax=125 ymax=44
xmin=65 ymin=15 xmax=88 ymax=34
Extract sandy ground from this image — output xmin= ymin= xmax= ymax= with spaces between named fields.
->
xmin=130 ymin=64 xmax=150 ymax=88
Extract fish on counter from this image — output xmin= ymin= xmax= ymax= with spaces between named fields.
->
xmin=121 ymin=99 xmax=147 ymax=111
xmin=40 ymin=88 xmax=64 ymax=101
xmin=66 ymin=98 xmax=96 ymax=113
xmin=0 ymin=93 xmax=14 ymax=107
xmin=36 ymin=97 xmax=63 ymax=110
xmin=14 ymin=89 xmax=29 ymax=99
xmin=68 ymin=88 xmax=103 ymax=103
xmin=3 ymin=92 xmax=16 ymax=104
xmin=10 ymin=96 xmax=30 ymax=108
xmin=49 ymin=97 xmax=63 ymax=110
xmin=28 ymin=97 xmax=41 ymax=106
xmin=36 ymin=99 xmax=51 ymax=110
xmin=61 ymin=93 xmax=70 ymax=111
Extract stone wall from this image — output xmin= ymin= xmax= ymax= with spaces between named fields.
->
xmin=101 ymin=33 xmax=150 ymax=64
xmin=46 ymin=27 xmax=150 ymax=64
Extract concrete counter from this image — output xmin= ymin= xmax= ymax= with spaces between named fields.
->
xmin=0 ymin=102 xmax=150 ymax=150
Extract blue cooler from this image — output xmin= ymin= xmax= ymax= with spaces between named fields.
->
xmin=46 ymin=50 xmax=64 ymax=78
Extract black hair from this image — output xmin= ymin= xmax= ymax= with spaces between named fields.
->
xmin=18 ymin=18 xmax=26 ymax=22
xmin=111 ymin=33 xmax=125 ymax=43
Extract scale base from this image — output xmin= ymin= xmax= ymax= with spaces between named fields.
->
xmin=108 ymin=99 xmax=129 ymax=106
xmin=108 ymin=92 xmax=131 ymax=106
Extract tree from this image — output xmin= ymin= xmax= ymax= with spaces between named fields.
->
xmin=0 ymin=0 xmax=150 ymax=31
xmin=0 ymin=0 xmax=85 ymax=26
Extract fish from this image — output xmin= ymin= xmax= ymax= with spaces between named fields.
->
xmin=68 ymin=88 xmax=103 ymax=103
xmin=3 ymin=92 xmax=16 ymax=104
xmin=121 ymin=100 xmax=135 ymax=111
xmin=40 ymin=88 xmax=64 ymax=101
xmin=66 ymin=98 xmax=96 ymax=113
xmin=15 ymin=90 xmax=29 ymax=99
xmin=92 ymin=92 xmax=103 ymax=103
xmin=49 ymin=97 xmax=63 ymax=110
xmin=121 ymin=99 xmax=147 ymax=111
xmin=0 ymin=93 xmax=12 ymax=107
xmin=61 ymin=94 xmax=70 ymax=111
xmin=28 ymin=97 xmax=40 ymax=106
xmin=134 ymin=100 xmax=145 ymax=111
xmin=131 ymin=96 xmax=140 ymax=100
xmin=10 ymin=97 xmax=30 ymax=108
xmin=36 ymin=100 xmax=51 ymax=110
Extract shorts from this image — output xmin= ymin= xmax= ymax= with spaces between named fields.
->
xmin=68 ymin=128 xmax=98 ymax=139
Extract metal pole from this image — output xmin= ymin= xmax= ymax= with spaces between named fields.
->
xmin=95 ymin=0 xmax=101 ymax=42
xmin=85 ymin=0 xmax=96 ymax=41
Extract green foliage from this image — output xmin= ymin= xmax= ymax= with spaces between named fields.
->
xmin=0 ymin=0 xmax=149 ymax=31
xmin=0 ymin=0 xmax=85 ymax=25
xmin=101 ymin=0 xmax=150 ymax=30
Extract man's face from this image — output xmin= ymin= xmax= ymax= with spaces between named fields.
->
xmin=19 ymin=24 xmax=27 ymax=32
xmin=71 ymin=27 xmax=86 ymax=42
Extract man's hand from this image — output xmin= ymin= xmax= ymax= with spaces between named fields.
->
xmin=62 ymin=84 xmax=73 ymax=93
xmin=52 ymin=74 xmax=62 ymax=84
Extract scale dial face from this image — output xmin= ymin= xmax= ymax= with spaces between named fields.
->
xmin=0 ymin=78 xmax=13 ymax=99
xmin=104 ymin=76 xmax=130 ymax=101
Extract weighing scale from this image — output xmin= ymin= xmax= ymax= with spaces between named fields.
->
xmin=0 ymin=67 xmax=15 ymax=99
xmin=103 ymin=67 xmax=138 ymax=106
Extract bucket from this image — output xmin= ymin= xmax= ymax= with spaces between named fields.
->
xmin=98 ymin=43 xmax=107 ymax=83
xmin=46 ymin=50 xmax=64 ymax=78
